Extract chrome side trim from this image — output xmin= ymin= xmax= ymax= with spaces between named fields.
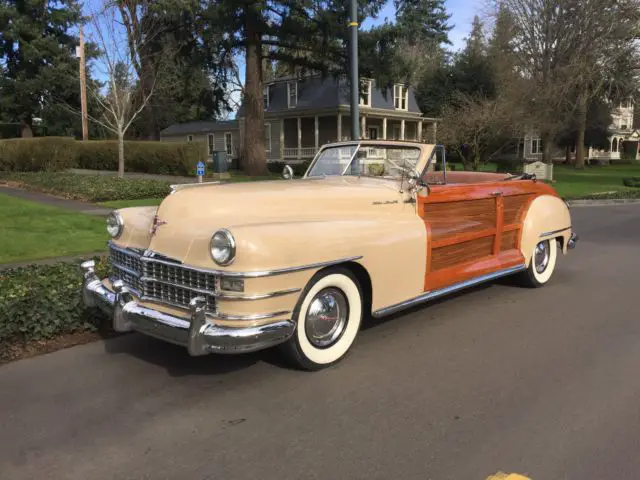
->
xmin=216 ymin=288 xmax=301 ymax=301
xmin=214 ymin=310 xmax=291 ymax=321
xmin=540 ymin=226 xmax=572 ymax=238
xmin=372 ymin=265 xmax=527 ymax=318
xmin=109 ymin=242 xmax=362 ymax=278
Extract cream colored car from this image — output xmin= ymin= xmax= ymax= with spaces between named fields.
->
xmin=82 ymin=141 xmax=577 ymax=370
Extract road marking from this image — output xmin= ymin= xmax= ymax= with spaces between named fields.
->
xmin=486 ymin=473 xmax=531 ymax=480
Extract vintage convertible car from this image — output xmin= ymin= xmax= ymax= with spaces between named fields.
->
xmin=82 ymin=140 xmax=577 ymax=370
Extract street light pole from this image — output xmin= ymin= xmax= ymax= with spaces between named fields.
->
xmin=348 ymin=0 xmax=360 ymax=140
xmin=79 ymin=26 xmax=89 ymax=141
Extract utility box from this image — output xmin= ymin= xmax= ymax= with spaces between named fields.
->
xmin=211 ymin=151 xmax=228 ymax=173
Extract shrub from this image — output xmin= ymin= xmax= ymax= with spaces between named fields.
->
xmin=622 ymin=177 xmax=640 ymax=188
xmin=0 ymin=137 xmax=76 ymax=172
xmin=0 ymin=258 xmax=110 ymax=358
xmin=0 ymin=172 xmax=172 ymax=202
xmin=75 ymin=140 xmax=205 ymax=176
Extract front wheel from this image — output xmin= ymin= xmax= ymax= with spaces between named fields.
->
xmin=519 ymin=238 xmax=558 ymax=287
xmin=282 ymin=268 xmax=363 ymax=370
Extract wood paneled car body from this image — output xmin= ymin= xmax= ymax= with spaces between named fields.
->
xmin=82 ymin=141 xmax=577 ymax=369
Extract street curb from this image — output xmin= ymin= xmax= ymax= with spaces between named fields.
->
xmin=566 ymin=198 xmax=640 ymax=207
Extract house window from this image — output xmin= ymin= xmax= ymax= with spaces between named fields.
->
xmin=263 ymin=86 xmax=270 ymax=110
xmin=368 ymin=126 xmax=378 ymax=140
xmin=224 ymin=132 xmax=233 ymax=155
xmin=187 ymin=135 xmax=193 ymax=142
xmin=531 ymin=137 xmax=542 ymax=154
xmin=287 ymin=81 xmax=297 ymax=108
xmin=393 ymin=125 xmax=401 ymax=140
xmin=208 ymin=134 xmax=215 ymax=155
xmin=360 ymin=80 xmax=372 ymax=107
xmin=265 ymin=123 xmax=271 ymax=152
xmin=394 ymin=84 xmax=408 ymax=110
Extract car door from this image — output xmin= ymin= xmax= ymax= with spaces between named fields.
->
xmin=417 ymin=149 xmax=532 ymax=291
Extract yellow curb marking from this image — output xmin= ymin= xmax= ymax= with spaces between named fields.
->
xmin=486 ymin=473 xmax=531 ymax=480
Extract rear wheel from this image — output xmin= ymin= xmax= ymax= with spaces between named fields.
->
xmin=519 ymin=238 xmax=558 ymax=287
xmin=282 ymin=268 xmax=362 ymax=371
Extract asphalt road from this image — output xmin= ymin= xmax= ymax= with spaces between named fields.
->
xmin=1 ymin=204 xmax=639 ymax=480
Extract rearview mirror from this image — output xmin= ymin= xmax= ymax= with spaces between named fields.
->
xmin=282 ymin=165 xmax=294 ymax=180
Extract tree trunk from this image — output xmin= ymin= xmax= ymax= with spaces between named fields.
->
xmin=542 ymin=132 xmax=552 ymax=164
xmin=574 ymin=92 xmax=588 ymax=169
xmin=243 ymin=6 xmax=268 ymax=176
xmin=565 ymin=144 xmax=571 ymax=164
xmin=118 ymin=131 xmax=125 ymax=179
xmin=20 ymin=117 xmax=33 ymax=138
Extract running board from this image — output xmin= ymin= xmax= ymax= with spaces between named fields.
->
xmin=372 ymin=265 xmax=526 ymax=318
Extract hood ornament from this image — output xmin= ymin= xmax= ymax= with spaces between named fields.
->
xmin=150 ymin=215 xmax=168 ymax=236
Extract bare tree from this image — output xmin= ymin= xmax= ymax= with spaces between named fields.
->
xmin=85 ymin=3 xmax=156 ymax=178
xmin=438 ymin=93 xmax=518 ymax=170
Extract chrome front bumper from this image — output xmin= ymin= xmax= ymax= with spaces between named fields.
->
xmin=568 ymin=232 xmax=579 ymax=250
xmin=81 ymin=261 xmax=296 ymax=356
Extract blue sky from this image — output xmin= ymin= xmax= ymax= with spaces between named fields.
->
xmin=363 ymin=0 xmax=484 ymax=50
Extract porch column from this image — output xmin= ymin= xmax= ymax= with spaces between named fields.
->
xmin=382 ymin=118 xmax=387 ymax=140
xmin=417 ymin=120 xmax=422 ymax=142
xmin=314 ymin=115 xmax=319 ymax=150
xmin=279 ymin=118 xmax=284 ymax=160
xmin=400 ymin=119 xmax=405 ymax=140
xmin=337 ymin=113 xmax=342 ymax=141
xmin=360 ymin=115 xmax=366 ymax=139
xmin=297 ymin=117 xmax=302 ymax=160
xmin=432 ymin=121 xmax=437 ymax=143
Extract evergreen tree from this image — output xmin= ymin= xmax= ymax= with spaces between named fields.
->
xmin=451 ymin=16 xmax=495 ymax=99
xmin=395 ymin=0 xmax=452 ymax=45
xmin=0 ymin=0 xmax=82 ymax=136
xmin=204 ymin=0 xmax=387 ymax=175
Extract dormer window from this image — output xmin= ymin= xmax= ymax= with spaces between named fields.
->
xmin=394 ymin=84 xmax=408 ymax=111
xmin=287 ymin=80 xmax=298 ymax=108
xmin=263 ymin=86 xmax=270 ymax=110
xmin=360 ymin=80 xmax=372 ymax=107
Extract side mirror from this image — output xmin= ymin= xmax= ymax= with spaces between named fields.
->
xmin=282 ymin=164 xmax=294 ymax=180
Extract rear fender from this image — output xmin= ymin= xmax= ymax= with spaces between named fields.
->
xmin=520 ymin=195 xmax=572 ymax=265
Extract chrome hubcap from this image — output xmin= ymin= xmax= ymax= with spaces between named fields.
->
xmin=305 ymin=287 xmax=349 ymax=348
xmin=534 ymin=240 xmax=550 ymax=274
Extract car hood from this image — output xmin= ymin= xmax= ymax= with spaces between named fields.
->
xmin=142 ymin=176 xmax=407 ymax=260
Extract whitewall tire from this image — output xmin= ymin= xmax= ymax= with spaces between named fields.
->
xmin=282 ymin=268 xmax=363 ymax=370
xmin=520 ymin=238 xmax=558 ymax=287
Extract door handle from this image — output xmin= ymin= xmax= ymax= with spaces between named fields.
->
xmin=490 ymin=191 xmax=503 ymax=197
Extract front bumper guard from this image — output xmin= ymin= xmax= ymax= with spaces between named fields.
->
xmin=568 ymin=232 xmax=579 ymax=250
xmin=81 ymin=261 xmax=295 ymax=356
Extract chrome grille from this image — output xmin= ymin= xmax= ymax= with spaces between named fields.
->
xmin=109 ymin=244 xmax=217 ymax=311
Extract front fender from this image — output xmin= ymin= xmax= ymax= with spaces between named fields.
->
xmin=114 ymin=206 xmax=157 ymax=248
xmin=520 ymin=195 xmax=572 ymax=265
xmin=188 ymin=217 xmax=427 ymax=312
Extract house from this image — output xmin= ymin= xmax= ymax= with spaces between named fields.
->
xmin=160 ymin=75 xmax=437 ymax=163
xmin=160 ymin=119 xmax=240 ymax=160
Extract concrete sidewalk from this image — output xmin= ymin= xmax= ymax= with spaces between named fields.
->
xmin=0 ymin=185 xmax=113 ymax=216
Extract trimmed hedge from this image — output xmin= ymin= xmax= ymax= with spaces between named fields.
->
xmin=0 ymin=137 xmax=206 ymax=176
xmin=0 ymin=137 xmax=76 ymax=172
xmin=622 ymin=177 xmax=640 ymax=188
xmin=0 ymin=172 xmax=172 ymax=202
xmin=0 ymin=258 xmax=110 ymax=359
xmin=75 ymin=140 xmax=205 ymax=176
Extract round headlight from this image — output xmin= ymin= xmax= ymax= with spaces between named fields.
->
xmin=106 ymin=212 xmax=123 ymax=238
xmin=210 ymin=229 xmax=236 ymax=266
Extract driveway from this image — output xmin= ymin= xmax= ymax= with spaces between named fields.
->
xmin=1 ymin=204 xmax=639 ymax=480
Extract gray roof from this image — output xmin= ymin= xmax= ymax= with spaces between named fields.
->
xmin=160 ymin=120 xmax=238 ymax=136
xmin=238 ymin=76 xmax=423 ymax=116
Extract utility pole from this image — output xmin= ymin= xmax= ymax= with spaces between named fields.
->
xmin=348 ymin=0 xmax=360 ymax=140
xmin=79 ymin=26 xmax=89 ymax=140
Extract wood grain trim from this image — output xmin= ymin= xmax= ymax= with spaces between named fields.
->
xmin=493 ymin=195 xmax=504 ymax=255
xmin=430 ymin=236 xmax=494 ymax=272
xmin=431 ymin=228 xmax=496 ymax=249
xmin=503 ymin=194 xmax=533 ymax=226
xmin=501 ymin=230 xmax=518 ymax=251
xmin=425 ymin=249 xmax=525 ymax=291
xmin=424 ymin=198 xmax=496 ymax=242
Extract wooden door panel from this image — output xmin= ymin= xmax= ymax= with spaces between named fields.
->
xmin=419 ymin=181 xmax=533 ymax=292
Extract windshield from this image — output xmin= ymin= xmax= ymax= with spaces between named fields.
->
xmin=306 ymin=144 xmax=421 ymax=178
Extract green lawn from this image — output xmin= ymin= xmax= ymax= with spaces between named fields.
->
xmin=0 ymin=193 xmax=107 ymax=264
xmin=552 ymin=164 xmax=640 ymax=198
